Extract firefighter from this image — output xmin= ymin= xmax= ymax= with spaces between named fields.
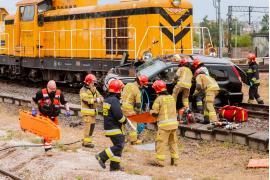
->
xmin=96 ymin=79 xmax=126 ymax=171
xmin=80 ymin=74 xmax=103 ymax=148
xmin=246 ymin=53 xmax=264 ymax=104
xmin=193 ymin=68 xmax=220 ymax=124
xmin=32 ymin=80 xmax=70 ymax=152
xmin=121 ymin=75 xmax=149 ymax=144
xmin=150 ymin=80 xmax=179 ymax=167
xmin=172 ymin=57 xmax=193 ymax=107
xmin=192 ymin=59 xmax=209 ymax=113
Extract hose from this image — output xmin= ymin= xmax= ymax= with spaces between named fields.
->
xmin=0 ymin=140 xmax=82 ymax=152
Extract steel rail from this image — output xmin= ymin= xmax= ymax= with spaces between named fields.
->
xmin=0 ymin=168 xmax=22 ymax=180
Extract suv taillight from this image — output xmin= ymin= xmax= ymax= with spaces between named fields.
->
xmin=231 ymin=65 xmax=241 ymax=82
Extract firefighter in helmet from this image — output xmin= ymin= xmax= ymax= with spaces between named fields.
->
xmin=96 ymin=79 xmax=126 ymax=171
xmin=192 ymin=59 xmax=210 ymax=113
xmin=172 ymin=55 xmax=193 ymax=107
xmin=80 ymin=74 xmax=103 ymax=148
xmin=121 ymin=75 xmax=149 ymax=144
xmin=246 ymin=53 xmax=264 ymax=104
xmin=32 ymin=80 xmax=70 ymax=152
xmin=193 ymin=67 xmax=220 ymax=124
xmin=150 ymin=80 xmax=179 ymax=167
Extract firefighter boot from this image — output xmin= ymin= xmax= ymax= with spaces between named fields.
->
xmin=247 ymin=99 xmax=256 ymax=104
xmin=171 ymin=158 xmax=178 ymax=166
xmin=82 ymin=123 xmax=95 ymax=148
xmin=256 ymin=98 xmax=264 ymax=104
xmin=150 ymin=160 xmax=165 ymax=167
xmin=95 ymin=154 xmax=106 ymax=169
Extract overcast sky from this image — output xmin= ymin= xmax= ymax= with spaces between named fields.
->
xmin=0 ymin=0 xmax=268 ymax=22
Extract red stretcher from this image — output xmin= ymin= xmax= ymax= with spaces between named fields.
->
xmin=19 ymin=110 xmax=60 ymax=140
xmin=127 ymin=112 xmax=157 ymax=123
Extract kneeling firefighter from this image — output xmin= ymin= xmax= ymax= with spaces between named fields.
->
xmin=172 ymin=55 xmax=193 ymax=107
xmin=193 ymin=67 xmax=220 ymax=124
xmin=96 ymin=79 xmax=126 ymax=171
xmin=121 ymin=75 xmax=149 ymax=144
xmin=32 ymin=80 xmax=70 ymax=152
xmin=80 ymin=74 xmax=103 ymax=148
xmin=150 ymin=80 xmax=179 ymax=167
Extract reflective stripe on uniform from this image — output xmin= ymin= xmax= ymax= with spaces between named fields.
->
xmin=105 ymin=148 xmax=121 ymax=163
xmin=196 ymin=102 xmax=203 ymax=106
xmin=105 ymin=129 xmax=122 ymax=136
xmin=156 ymin=154 xmax=166 ymax=160
xmin=81 ymin=92 xmax=95 ymax=104
xmin=209 ymin=112 xmax=216 ymax=117
xmin=171 ymin=153 xmax=179 ymax=159
xmin=83 ymin=137 xmax=92 ymax=143
xmin=118 ymin=116 xmax=126 ymax=123
xmin=81 ymin=108 xmax=96 ymax=116
xmin=121 ymin=103 xmax=134 ymax=110
xmin=129 ymin=131 xmax=137 ymax=137
xmin=158 ymin=118 xmax=178 ymax=127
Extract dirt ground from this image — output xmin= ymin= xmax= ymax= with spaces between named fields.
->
xmin=242 ymin=73 xmax=269 ymax=104
xmin=0 ymin=103 xmax=268 ymax=180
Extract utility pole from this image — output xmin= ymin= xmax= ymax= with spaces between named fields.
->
xmin=217 ymin=0 xmax=222 ymax=58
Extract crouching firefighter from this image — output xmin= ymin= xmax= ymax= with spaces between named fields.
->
xmin=96 ymin=79 xmax=127 ymax=171
xmin=172 ymin=55 xmax=193 ymax=108
xmin=193 ymin=68 xmax=220 ymax=124
xmin=32 ymin=80 xmax=70 ymax=152
xmin=80 ymin=74 xmax=103 ymax=148
xmin=150 ymin=80 xmax=179 ymax=167
xmin=192 ymin=59 xmax=210 ymax=113
xmin=121 ymin=75 xmax=149 ymax=144
xmin=246 ymin=53 xmax=264 ymax=104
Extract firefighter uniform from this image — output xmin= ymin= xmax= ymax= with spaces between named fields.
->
xmin=33 ymin=88 xmax=66 ymax=151
xmin=246 ymin=62 xmax=264 ymax=104
xmin=97 ymin=94 xmax=126 ymax=171
xmin=150 ymin=94 xmax=179 ymax=167
xmin=80 ymin=85 xmax=102 ymax=147
xmin=121 ymin=82 xmax=141 ymax=143
xmin=172 ymin=66 xmax=193 ymax=107
xmin=194 ymin=74 xmax=220 ymax=122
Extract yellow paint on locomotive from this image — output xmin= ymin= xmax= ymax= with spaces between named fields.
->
xmin=2 ymin=0 xmax=193 ymax=60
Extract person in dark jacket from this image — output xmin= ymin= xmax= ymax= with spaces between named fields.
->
xmin=95 ymin=79 xmax=127 ymax=171
xmin=246 ymin=53 xmax=264 ymax=104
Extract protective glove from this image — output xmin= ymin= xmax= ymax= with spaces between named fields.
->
xmin=66 ymin=110 xmax=71 ymax=118
xmin=32 ymin=108 xmax=37 ymax=116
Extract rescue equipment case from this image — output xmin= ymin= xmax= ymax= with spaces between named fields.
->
xmin=19 ymin=110 xmax=60 ymax=140
xmin=218 ymin=105 xmax=248 ymax=123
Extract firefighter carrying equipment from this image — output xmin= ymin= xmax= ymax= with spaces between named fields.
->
xmin=19 ymin=110 xmax=60 ymax=140
xmin=246 ymin=61 xmax=264 ymax=104
xmin=172 ymin=66 xmax=192 ymax=107
xmin=150 ymin=93 xmax=179 ymax=166
xmin=194 ymin=74 xmax=220 ymax=123
xmin=80 ymin=84 xmax=103 ymax=147
xmin=121 ymin=81 xmax=142 ymax=143
xmin=38 ymin=88 xmax=61 ymax=117
xmin=219 ymin=105 xmax=248 ymax=123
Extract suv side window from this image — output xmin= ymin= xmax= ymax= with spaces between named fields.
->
xmin=209 ymin=68 xmax=228 ymax=81
xmin=157 ymin=67 xmax=178 ymax=82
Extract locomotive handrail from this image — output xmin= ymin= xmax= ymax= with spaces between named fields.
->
xmin=38 ymin=27 xmax=137 ymax=60
xmin=136 ymin=26 xmax=213 ymax=59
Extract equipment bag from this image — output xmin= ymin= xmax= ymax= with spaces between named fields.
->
xmin=178 ymin=107 xmax=195 ymax=125
xmin=218 ymin=105 xmax=248 ymax=123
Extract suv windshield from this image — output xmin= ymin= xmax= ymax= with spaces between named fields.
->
xmin=137 ymin=60 xmax=167 ymax=77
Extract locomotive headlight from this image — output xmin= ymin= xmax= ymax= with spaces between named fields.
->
xmin=172 ymin=0 xmax=181 ymax=6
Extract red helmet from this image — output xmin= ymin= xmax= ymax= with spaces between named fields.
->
xmin=192 ymin=58 xmax=202 ymax=69
xmin=84 ymin=74 xmax=97 ymax=85
xmin=138 ymin=75 xmax=149 ymax=86
xmin=152 ymin=80 xmax=167 ymax=93
xmin=247 ymin=53 xmax=256 ymax=61
xmin=108 ymin=79 xmax=124 ymax=93
xmin=179 ymin=59 xmax=188 ymax=66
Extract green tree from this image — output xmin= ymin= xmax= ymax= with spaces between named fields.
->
xmin=199 ymin=15 xmax=219 ymax=46
xmin=260 ymin=14 xmax=269 ymax=33
xmin=231 ymin=34 xmax=252 ymax=47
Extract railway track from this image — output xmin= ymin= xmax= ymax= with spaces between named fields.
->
xmin=239 ymin=103 xmax=269 ymax=119
xmin=0 ymin=168 xmax=22 ymax=180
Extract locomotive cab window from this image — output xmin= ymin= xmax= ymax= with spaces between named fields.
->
xmin=20 ymin=5 xmax=35 ymax=21
xmin=38 ymin=0 xmax=53 ymax=14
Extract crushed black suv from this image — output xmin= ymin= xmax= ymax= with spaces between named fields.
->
xmin=104 ymin=55 xmax=245 ymax=109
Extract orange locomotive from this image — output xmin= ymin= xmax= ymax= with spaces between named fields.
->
xmin=0 ymin=0 xmax=193 ymax=83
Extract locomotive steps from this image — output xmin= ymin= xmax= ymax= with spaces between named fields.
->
xmin=0 ymin=93 xmax=268 ymax=152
